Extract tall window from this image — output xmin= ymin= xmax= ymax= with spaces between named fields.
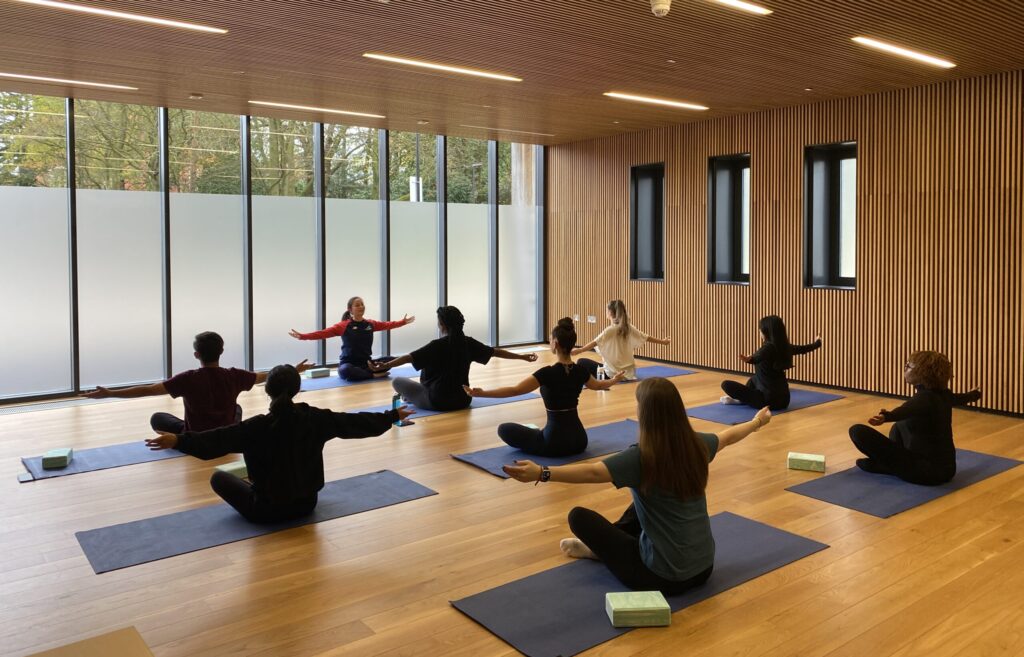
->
xmin=168 ymin=109 xmax=244 ymax=371
xmin=447 ymin=137 xmax=490 ymax=339
xmin=630 ymin=163 xmax=664 ymax=280
xmin=708 ymin=153 xmax=751 ymax=283
xmin=498 ymin=142 xmax=541 ymax=344
xmin=75 ymin=100 xmax=164 ymax=387
xmin=389 ymin=131 xmax=438 ymax=354
xmin=804 ymin=142 xmax=856 ymax=288
xmin=250 ymin=117 xmax=317 ymax=370
xmin=0 ymin=93 xmax=71 ymax=397
xmin=325 ymin=125 xmax=382 ymax=352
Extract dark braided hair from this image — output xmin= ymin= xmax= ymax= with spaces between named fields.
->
xmin=437 ymin=305 xmax=470 ymax=365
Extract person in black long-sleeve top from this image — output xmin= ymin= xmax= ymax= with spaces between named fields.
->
xmin=145 ymin=363 xmax=414 ymax=523
xmin=719 ymin=315 xmax=822 ymax=410
xmin=850 ymin=351 xmax=981 ymax=486
xmin=463 ymin=318 xmax=623 ymax=456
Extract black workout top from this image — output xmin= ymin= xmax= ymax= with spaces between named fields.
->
xmin=749 ymin=339 xmax=822 ymax=394
xmin=881 ymin=387 xmax=982 ymax=472
xmin=533 ymin=362 xmax=591 ymax=410
xmin=411 ymin=335 xmax=494 ymax=395
xmin=175 ymin=403 xmax=398 ymax=505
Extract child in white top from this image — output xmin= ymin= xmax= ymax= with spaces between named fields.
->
xmin=572 ymin=300 xmax=670 ymax=380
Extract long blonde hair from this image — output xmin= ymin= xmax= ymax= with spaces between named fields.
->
xmin=636 ymin=378 xmax=709 ymax=500
xmin=608 ymin=299 xmax=631 ymax=339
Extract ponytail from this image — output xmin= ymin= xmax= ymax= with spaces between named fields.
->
xmin=608 ymin=299 xmax=631 ymax=340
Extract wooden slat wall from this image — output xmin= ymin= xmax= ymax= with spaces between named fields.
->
xmin=547 ymin=70 xmax=1024 ymax=414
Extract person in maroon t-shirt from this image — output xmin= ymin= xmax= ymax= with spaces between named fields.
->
xmin=83 ymin=331 xmax=311 ymax=433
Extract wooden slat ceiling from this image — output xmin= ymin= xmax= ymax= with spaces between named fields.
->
xmin=1 ymin=0 xmax=1023 ymax=144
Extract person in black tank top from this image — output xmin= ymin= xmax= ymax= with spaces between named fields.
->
xmin=719 ymin=315 xmax=822 ymax=410
xmin=850 ymin=351 xmax=982 ymax=486
xmin=370 ymin=306 xmax=538 ymax=411
xmin=465 ymin=318 xmax=622 ymax=456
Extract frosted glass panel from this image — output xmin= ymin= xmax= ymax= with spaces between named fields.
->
xmin=390 ymin=200 xmax=438 ymax=354
xmin=252 ymin=195 xmax=318 ymax=370
xmin=840 ymin=158 xmax=856 ymax=279
xmin=0 ymin=187 xmax=72 ymax=397
xmin=741 ymin=166 xmax=751 ymax=276
xmin=325 ymin=198 xmax=382 ymax=342
xmin=170 ymin=193 xmax=245 ymax=370
xmin=77 ymin=189 xmax=164 ymax=386
xmin=498 ymin=143 xmax=540 ymax=344
xmin=447 ymin=203 xmax=489 ymax=338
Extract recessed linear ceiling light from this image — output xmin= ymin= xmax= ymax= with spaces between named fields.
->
xmin=852 ymin=37 xmax=956 ymax=69
xmin=248 ymin=101 xmax=385 ymax=119
xmin=603 ymin=92 xmax=708 ymax=111
xmin=459 ymin=124 xmax=555 ymax=137
xmin=16 ymin=0 xmax=227 ymax=34
xmin=711 ymin=0 xmax=772 ymax=15
xmin=363 ymin=53 xmax=522 ymax=82
xmin=0 ymin=71 xmax=137 ymax=90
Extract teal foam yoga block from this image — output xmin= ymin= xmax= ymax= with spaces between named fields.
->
xmin=216 ymin=460 xmax=248 ymax=479
xmin=42 ymin=448 xmax=73 ymax=470
xmin=605 ymin=591 xmax=671 ymax=627
xmin=309 ymin=368 xmax=331 ymax=378
xmin=788 ymin=451 xmax=826 ymax=473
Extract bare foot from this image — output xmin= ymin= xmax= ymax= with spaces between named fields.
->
xmin=559 ymin=538 xmax=597 ymax=560
xmin=373 ymin=371 xmax=390 ymax=378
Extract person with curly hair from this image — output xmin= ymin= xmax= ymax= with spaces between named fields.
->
xmin=369 ymin=306 xmax=538 ymax=412
xmin=849 ymin=350 xmax=982 ymax=485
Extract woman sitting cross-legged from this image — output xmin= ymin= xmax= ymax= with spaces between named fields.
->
xmin=145 ymin=363 xmax=413 ymax=524
xmin=504 ymin=377 xmax=770 ymax=594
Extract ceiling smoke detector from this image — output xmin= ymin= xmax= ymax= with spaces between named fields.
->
xmin=650 ymin=0 xmax=671 ymax=17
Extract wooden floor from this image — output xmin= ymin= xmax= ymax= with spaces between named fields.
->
xmin=2 ymin=353 xmax=1023 ymax=657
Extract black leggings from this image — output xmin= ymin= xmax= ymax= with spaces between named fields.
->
xmin=338 ymin=362 xmax=374 ymax=381
xmin=849 ymin=424 xmax=954 ymax=486
xmin=568 ymin=505 xmax=713 ymax=595
xmin=498 ymin=410 xmax=588 ymax=456
xmin=393 ymin=377 xmax=471 ymax=412
xmin=577 ymin=357 xmax=601 ymax=379
xmin=151 ymin=405 xmax=242 ymax=434
xmin=209 ymin=470 xmax=318 ymax=524
xmin=721 ymin=378 xmax=789 ymax=410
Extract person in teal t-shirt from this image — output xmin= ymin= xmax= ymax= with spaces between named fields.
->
xmin=504 ymin=377 xmax=770 ymax=594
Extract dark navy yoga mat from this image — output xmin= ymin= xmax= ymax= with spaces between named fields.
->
xmin=686 ymin=388 xmax=844 ymax=425
xmin=351 ymin=392 xmax=541 ymax=418
xmin=76 ymin=470 xmax=436 ymax=574
xmin=300 ymin=365 xmax=418 ymax=391
xmin=633 ymin=365 xmax=696 ymax=380
xmin=451 ymin=419 xmax=639 ymax=478
xmin=20 ymin=441 xmax=184 ymax=482
xmin=786 ymin=449 xmax=1022 ymax=518
xmin=452 ymin=512 xmax=828 ymax=657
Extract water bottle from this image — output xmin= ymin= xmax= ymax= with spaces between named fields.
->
xmin=392 ymin=393 xmax=402 ymax=426
xmin=598 ymin=368 xmax=606 ymax=381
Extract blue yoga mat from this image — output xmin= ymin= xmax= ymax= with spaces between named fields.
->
xmin=633 ymin=365 xmax=696 ymax=380
xmin=352 ymin=392 xmax=541 ymax=419
xmin=300 ymin=365 xmax=419 ymax=391
xmin=786 ymin=448 xmax=1022 ymax=518
xmin=20 ymin=441 xmax=184 ymax=482
xmin=686 ymin=388 xmax=844 ymax=425
xmin=452 ymin=512 xmax=827 ymax=657
xmin=451 ymin=419 xmax=639 ymax=478
xmin=76 ymin=469 xmax=436 ymax=574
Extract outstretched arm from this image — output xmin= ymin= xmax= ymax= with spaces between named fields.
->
xmin=952 ymin=388 xmax=982 ymax=406
xmin=716 ymin=407 xmax=771 ymax=450
xmin=368 ymin=354 xmax=413 ymax=372
xmin=254 ymin=359 xmax=312 ymax=385
xmin=83 ymin=382 xmax=167 ymax=399
xmin=491 ymin=348 xmax=539 ymax=363
xmin=288 ymin=319 xmax=349 ymax=341
xmin=792 ymin=336 xmax=823 ymax=355
xmin=503 ymin=459 xmax=612 ymax=484
xmin=465 ymin=376 xmax=540 ymax=399
xmin=369 ymin=315 xmax=416 ymax=332
xmin=646 ymin=335 xmax=671 ymax=346
xmin=570 ymin=340 xmax=598 ymax=356
xmin=148 ymin=421 xmax=247 ymax=459
xmin=584 ymin=371 xmax=625 ymax=390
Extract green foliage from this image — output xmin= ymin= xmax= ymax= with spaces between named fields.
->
xmin=0 ymin=92 xmax=67 ymax=187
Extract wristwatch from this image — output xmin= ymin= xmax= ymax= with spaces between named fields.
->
xmin=539 ymin=465 xmax=552 ymax=483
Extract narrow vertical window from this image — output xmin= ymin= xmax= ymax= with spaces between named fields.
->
xmin=707 ymin=153 xmax=751 ymax=283
xmin=630 ymin=163 xmax=664 ymax=280
xmin=804 ymin=142 xmax=856 ymax=288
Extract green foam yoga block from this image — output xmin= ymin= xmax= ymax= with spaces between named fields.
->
xmin=216 ymin=461 xmax=248 ymax=479
xmin=788 ymin=451 xmax=826 ymax=472
xmin=309 ymin=368 xmax=331 ymax=378
xmin=41 ymin=448 xmax=73 ymax=470
xmin=605 ymin=591 xmax=671 ymax=627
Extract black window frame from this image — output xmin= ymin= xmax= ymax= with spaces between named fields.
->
xmin=707 ymin=152 xmax=751 ymax=284
xmin=803 ymin=141 xmax=856 ymax=289
xmin=629 ymin=162 xmax=665 ymax=281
